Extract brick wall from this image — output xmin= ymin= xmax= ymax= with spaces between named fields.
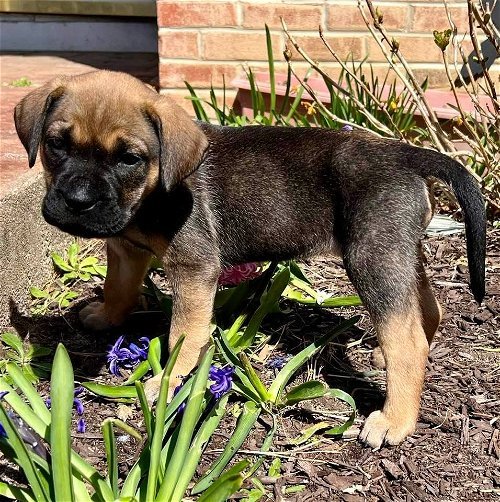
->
xmin=156 ymin=0 xmax=498 ymax=112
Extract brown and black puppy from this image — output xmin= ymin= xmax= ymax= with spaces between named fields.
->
xmin=14 ymin=70 xmax=486 ymax=449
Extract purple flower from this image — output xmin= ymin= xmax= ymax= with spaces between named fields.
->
xmin=341 ymin=124 xmax=354 ymax=132
xmin=77 ymin=418 xmax=86 ymax=433
xmin=173 ymin=383 xmax=187 ymax=414
xmin=266 ymin=355 xmax=292 ymax=370
xmin=209 ymin=365 xmax=234 ymax=399
xmin=107 ymin=336 xmax=150 ymax=376
xmin=0 ymin=391 xmax=9 ymax=400
xmin=46 ymin=387 xmax=85 ymax=415
xmin=0 ymin=422 xmax=7 ymax=439
xmin=73 ymin=387 xmax=85 ymax=416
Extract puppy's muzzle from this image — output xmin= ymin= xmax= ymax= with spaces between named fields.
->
xmin=58 ymin=185 xmax=100 ymax=214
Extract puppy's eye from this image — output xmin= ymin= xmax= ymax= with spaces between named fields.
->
xmin=120 ymin=153 xmax=142 ymax=166
xmin=46 ymin=137 xmax=66 ymax=150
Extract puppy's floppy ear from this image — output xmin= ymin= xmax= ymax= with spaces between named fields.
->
xmin=147 ymin=96 xmax=208 ymax=191
xmin=14 ymin=79 xmax=66 ymax=167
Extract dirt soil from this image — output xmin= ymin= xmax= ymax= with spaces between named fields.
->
xmin=1 ymin=226 xmax=499 ymax=501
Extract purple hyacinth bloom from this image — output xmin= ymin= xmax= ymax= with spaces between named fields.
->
xmin=209 ymin=365 xmax=234 ymax=399
xmin=46 ymin=387 xmax=85 ymax=415
xmin=266 ymin=355 xmax=291 ymax=370
xmin=73 ymin=387 xmax=85 ymax=416
xmin=341 ymin=124 xmax=354 ymax=132
xmin=173 ymin=384 xmax=187 ymax=414
xmin=107 ymin=335 xmax=150 ymax=376
xmin=77 ymin=418 xmax=86 ymax=433
xmin=0 ymin=422 xmax=7 ymax=439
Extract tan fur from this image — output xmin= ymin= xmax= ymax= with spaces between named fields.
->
xmin=361 ymin=304 xmax=430 ymax=447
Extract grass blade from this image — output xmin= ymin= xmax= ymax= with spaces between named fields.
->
xmin=0 ymin=378 xmax=113 ymax=501
xmin=197 ymin=460 xmax=249 ymax=502
xmin=265 ymin=25 xmax=276 ymax=113
xmin=0 ymin=481 xmax=36 ymax=502
xmin=148 ymin=337 xmax=163 ymax=376
xmin=238 ymin=353 xmax=270 ymax=402
xmin=268 ymin=316 xmax=360 ymax=401
xmin=169 ymin=394 xmax=230 ymax=502
xmin=155 ymin=344 xmax=215 ymax=501
xmin=146 ymin=334 xmax=186 ymax=500
xmin=124 ymin=359 xmax=151 ymax=385
xmin=192 ymin=400 xmax=260 ymax=494
xmin=6 ymin=363 xmax=51 ymax=424
xmin=135 ymin=381 xmax=152 ymax=441
xmin=102 ymin=419 xmax=118 ymax=497
xmin=82 ymin=382 xmax=137 ymax=399
xmin=235 ymin=267 xmax=290 ymax=350
xmin=0 ymin=404 xmax=50 ymax=501
xmin=50 ymin=343 xmax=75 ymax=502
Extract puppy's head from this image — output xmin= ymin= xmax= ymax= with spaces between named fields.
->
xmin=14 ymin=70 xmax=207 ymax=238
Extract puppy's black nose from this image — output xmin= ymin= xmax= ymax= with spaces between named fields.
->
xmin=60 ymin=188 xmax=98 ymax=213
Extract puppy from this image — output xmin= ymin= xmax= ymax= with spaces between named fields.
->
xmin=14 ymin=70 xmax=486 ymax=449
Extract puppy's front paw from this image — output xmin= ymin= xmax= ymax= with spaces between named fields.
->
xmin=79 ymin=302 xmax=113 ymax=331
xmin=359 ymin=410 xmax=416 ymax=449
xmin=143 ymin=372 xmax=182 ymax=406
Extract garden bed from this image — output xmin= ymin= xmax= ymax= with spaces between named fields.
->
xmin=1 ymin=225 xmax=499 ymax=500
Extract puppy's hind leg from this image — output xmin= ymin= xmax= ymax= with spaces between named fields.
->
xmin=79 ymin=239 xmax=152 ymax=330
xmin=344 ymin=237 xmax=429 ymax=448
xmin=371 ymin=248 xmax=442 ymax=369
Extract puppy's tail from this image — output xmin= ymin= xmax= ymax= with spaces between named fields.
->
xmin=410 ymin=147 xmax=486 ymax=304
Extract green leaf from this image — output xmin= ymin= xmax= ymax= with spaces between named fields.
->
xmin=323 ymin=388 xmax=357 ymax=436
xmin=268 ymin=458 xmax=281 ymax=477
xmin=67 ymin=242 xmax=79 ymax=268
xmin=0 ymin=481 xmax=37 ymax=502
xmin=50 ymin=344 xmax=75 ymax=502
xmin=0 ymin=404 xmax=50 ymax=501
xmin=146 ymin=334 xmax=185 ymax=501
xmin=51 ymin=252 xmax=73 ymax=272
xmin=319 ymin=295 xmax=362 ymax=307
xmin=6 ymin=362 xmax=51 ymax=426
xmin=92 ymin=265 xmax=107 ymax=277
xmin=192 ymin=401 xmax=260 ymax=494
xmin=79 ymin=256 xmax=98 ymax=268
xmin=1 ymin=332 xmax=23 ymax=355
xmin=29 ymin=287 xmax=49 ymax=299
xmin=289 ymin=421 xmax=333 ymax=445
xmin=268 ymin=316 xmax=360 ymax=401
xmin=82 ymin=382 xmax=137 ymax=399
xmin=197 ymin=460 xmax=249 ymax=502
xmin=283 ymin=380 xmax=328 ymax=406
xmin=238 ymin=352 xmax=270 ymax=402
xmin=169 ymin=394 xmax=230 ymax=502
xmin=124 ymin=359 xmax=151 ymax=385
xmin=235 ymin=267 xmax=290 ymax=349
xmin=155 ymin=343 xmax=215 ymax=501
xmin=102 ymin=419 xmax=118 ymax=498
xmin=147 ymin=337 xmax=162 ymax=376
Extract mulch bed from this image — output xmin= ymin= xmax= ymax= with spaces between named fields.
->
xmin=1 ymin=226 xmax=499 ymax=501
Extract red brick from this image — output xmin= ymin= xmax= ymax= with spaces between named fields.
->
xmin=412 ymin=6 xmax=469 ymax=33
xmin=159 ymin=61 xmax=240 ymax=88
xmin=158 ymin=31 xmax=199 ymax=59
xmin=160 ymin=88 xmax=238 ymax=118
xmin=157 ymin=2 xmax=237 ymax=28
xmin=242 ymin=4 xmax=323 ymax=30
xmin=289 ymin=35 xmax=364 ymax=61
xmin=202 ymin=32 xmax=282 ymax=61
xmin=327 ymin=4 xmax=408 ymax=31
xmin=367 ymin=36 xmax=444 ymax=63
